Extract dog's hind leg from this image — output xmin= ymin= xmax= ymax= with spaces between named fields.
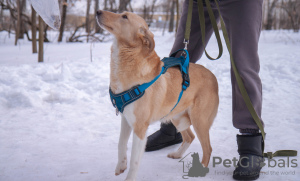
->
xmin=115 ymin=115 xmax=132 ymax=176
xmin=190 ymin=105 xmax=213 ymax=167
xmin=167 ymin=127 xmax=195 ymax=159
xmin=167 ymin=112 xmax=194 ymax=159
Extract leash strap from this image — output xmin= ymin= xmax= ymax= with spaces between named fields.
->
xmin=191 ymin=0 xmax=296 ymax=157
xmin=197 ymin=0 xmax=223 ymax=60
xmin=263 ymin=150 xmax=298 ymax=159
xmin=184 ymin=0 xmax=194 ymax=44
xmin=184 ymin=0 xmax=223 ymax=60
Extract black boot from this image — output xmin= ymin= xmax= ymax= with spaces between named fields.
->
xmin=233 ymin=133 xmax=264 ymax=180
xmin=145 ymin=123 xmax=182 ymax=152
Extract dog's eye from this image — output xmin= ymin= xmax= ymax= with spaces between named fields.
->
xmin=122 ymin=15 xmax=128 ymax=19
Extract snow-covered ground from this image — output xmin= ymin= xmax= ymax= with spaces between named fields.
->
xmin=0 ymin=30 xmax=299 ymax=181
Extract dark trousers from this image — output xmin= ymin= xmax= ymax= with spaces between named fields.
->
xmin=171 ymin=0 xmax=264 ymax=133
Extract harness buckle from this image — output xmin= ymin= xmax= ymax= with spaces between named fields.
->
xmin=182 ymin=73 xmax=190 ymax=90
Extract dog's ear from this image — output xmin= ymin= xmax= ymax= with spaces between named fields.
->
xmin=138 ymin=27 xmax=155 ymax=53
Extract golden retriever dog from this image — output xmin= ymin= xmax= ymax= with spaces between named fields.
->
xmin=96 ymin=10 xmax=219 ymax=181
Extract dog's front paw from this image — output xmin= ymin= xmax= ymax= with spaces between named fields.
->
xmin=115 ymin=160 xmax=127 ymax=176
xmin=125 ymin=179 xmax=135 ymax=181
xmin=167 ymin=152 xmax=182 ymax=159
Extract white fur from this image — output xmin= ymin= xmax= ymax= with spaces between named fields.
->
xmin=167 ymin=142 xmax=191 ymax=159
xmin=115 ymin=115 xmax=132 ymax=175
xmin=172 ymin=111 xmax=190 ymax=132
xmin=122 ymin=103 xmax=136 ymax=128
xmin=110 ymin=39 xmax=123 ymax=94
xmin=125 ymin=133 xmax=147 ymax=181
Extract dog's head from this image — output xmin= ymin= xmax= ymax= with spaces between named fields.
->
xmin=96 ymin=10 xmax=154 ymax=54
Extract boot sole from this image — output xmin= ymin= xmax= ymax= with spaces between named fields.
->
xmin=145 ymin=138 xmax=182 ymax=152
xmin=233 ymin=174 xmax=259 ymax=180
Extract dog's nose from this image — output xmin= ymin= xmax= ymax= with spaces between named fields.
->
xmin=96 ymin=10 xmax=102 ymax=16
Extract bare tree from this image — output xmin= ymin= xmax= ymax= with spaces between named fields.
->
xmin=86 ymin=0 xmax=91 ymax=33
xmin=19 ymin=0 xmax=26 ymax=39
xmin=94 ymin=0 xmax=101 ymax=33
xmin=142 ymin=0 xmax=157 ymax=26
xmin=58 ymin=0 xmax=67 ymax=42
xmin=169 ymin=0 xmax=175 ymax=32
xmin=280 ymin=0 xmax=300 ymax=32
xmin=38 ymin=16 xmax=43 ymax=62
xmin=0 ymin=1 xmax=3 ymax=30
xmin=119 ymin=0 xmax=131 ymax=12
xmin=109 ymin=0 xmax=118 ymax=12
xmin=162 ymin=0 xmax=172 ymax=35
xmin=175 ymin=0 xmax=179 ymax=33
xmin=1 ymin=0 xmax=31 ymax=38
xmin=14 ymin=0 xmax=20 ymax=45
xmin=265 ymin=0 xmax=279 ymax=30
xmin=104 ymin=0 xmax=108 ymax=10
xmin=31 ymin=6 xmax=37 ymax=53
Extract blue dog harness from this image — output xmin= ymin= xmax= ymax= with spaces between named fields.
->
xmin=109 ymin=49 xmax=190 ymax=115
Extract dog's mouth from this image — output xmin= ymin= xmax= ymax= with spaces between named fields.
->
xmin=96 ymin=17 xmax=113 ymax=31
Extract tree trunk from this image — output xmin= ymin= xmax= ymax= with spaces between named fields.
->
xmin=119 ymin=0 xmax=131 ymax=13
xmin=31 ymin=6 xmax=37 ymax=53
xmin=169 ymin=0 xmax=175 ymax=32
xmin=265 ymin=0 xmax=278 ymax=30
xmin=38 ymin=16 xmax=44 ymax=63
xmin=148 ymin=0 xmax=157 ymax=27
xmin=86 ymin=0 xmax=91 ymax=42
xmin=86 ymin=0 xmax=91 ymax=33
xmin=94 ymin=0 xmax=101 ymax=33
xmin=163 ymin=8 xmax=170 ymax=36
xmin=104 ymin=0 xmax=108 ymax=10
xmin=109 ymin=0 xmax=117 ymax=12
xmin=19 ymin=0 xmax=26 ymax=39
xmin=15 ymin=0 xmax=21 ymax=45
xmin=58 ymin=0 xmax=67 ymax=42
xmin=0 ymin=2 xmax=4 ymax=30
xmin=175 ymin=0 xmax=179 ymax=33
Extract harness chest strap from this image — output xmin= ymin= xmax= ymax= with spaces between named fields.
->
xmin=109 ymin=49 xmax=190 ymax=114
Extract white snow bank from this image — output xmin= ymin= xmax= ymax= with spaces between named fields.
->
xmin=0 ymin=30 xmax=299 ymax=181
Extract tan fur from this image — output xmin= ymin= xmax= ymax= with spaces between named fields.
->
xmin=97 ymin=10 xmax=219 ymax=177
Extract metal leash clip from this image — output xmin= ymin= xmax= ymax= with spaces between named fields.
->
xmin=183 ymin=39 xmax=189 ymax=50
xmin=181 ymin=39 xmax=189 ymax=57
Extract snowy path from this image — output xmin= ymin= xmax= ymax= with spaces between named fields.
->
xmin=0 ymin=31 xmax=299 ymax=181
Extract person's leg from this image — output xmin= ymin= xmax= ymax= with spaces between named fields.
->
xmin=219 ymin=0 xmax=264 ymax=133
xmin=146 ymin=0 xmax=219 ymax=152
xmin=218 ymin=0 xmax=264 ymax=179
